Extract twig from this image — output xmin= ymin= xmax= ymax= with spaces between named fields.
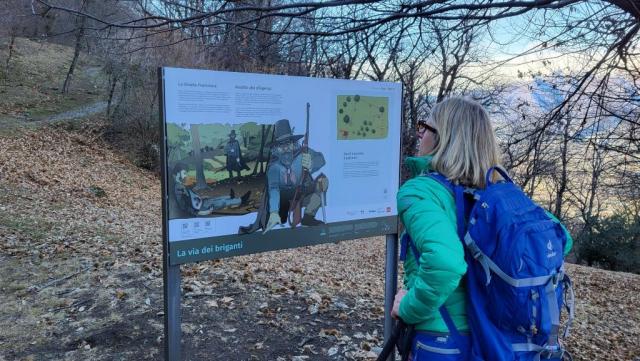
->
xmin=55 ymin=287 xmax=76 ymax=296
xmin=50 ymin=298 xmax=91 ymax=313
xmin=31 ymin=265 xmax=92 ymax=293
xmin=183 ymin=290 xmax=244 ymax=298
xmin=298 ymin=336 xmax=315 ymax=347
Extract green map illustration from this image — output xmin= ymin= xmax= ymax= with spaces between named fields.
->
xmin=337 ymin=95 xmax=389 ymax=140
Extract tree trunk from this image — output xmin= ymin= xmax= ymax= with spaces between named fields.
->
xmin=149 ymin=89 xmax=158 ymax=122
xmin=62 ymin=17 xmax=86 ymax=94
xmin=112 ymin=77 xmax=128 ymax=123
xmin=106 ymin=75 xmax=118 ymax=119
xmin=190 ymin=125 xmax=208 ymax=189
xmin=554 ymin=117 xmax=572 ymax=218
xmin=5 ymin=31 xmax=16 ymax=74
xmin=62 ymin=27 xmax=84 ymax=94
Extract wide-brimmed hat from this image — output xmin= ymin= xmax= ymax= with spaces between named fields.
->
xmin=268 ymin=119 xmax=303 ymax=146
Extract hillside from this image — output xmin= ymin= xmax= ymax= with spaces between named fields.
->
xmin=0 ymin=38 xmax=639 ymax=361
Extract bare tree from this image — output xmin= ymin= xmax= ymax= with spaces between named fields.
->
xmin=25 ymin=0 xmax=640 ymax=223
xmin=62 ymin=0 xmax=88 ymax=93
xmin=0 ymin=0 xmax=41 ymax=75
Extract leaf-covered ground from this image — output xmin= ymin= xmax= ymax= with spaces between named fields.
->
xmin=0 ymin=122 xmax=639 ymax=361
xmin=1 ymin=37 xmax=639 ymax=361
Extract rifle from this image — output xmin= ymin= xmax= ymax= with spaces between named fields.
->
xmin=290 ymin=103 xmax=310 ymax=227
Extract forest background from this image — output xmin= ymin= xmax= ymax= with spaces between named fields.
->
xmin=1 ymin=1 xmax=639 ymax=360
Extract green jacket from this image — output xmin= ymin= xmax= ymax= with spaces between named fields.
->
xmin=397 ymin=156 xmax=574 ymax=333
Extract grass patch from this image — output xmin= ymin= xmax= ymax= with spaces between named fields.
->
xmin=0 ymin=210 xmax=54 ymax=241
xmin=0 ymin=37 xmax=107 ymax=122
xmin=28 ymin=96 xmax=95 ymax=119
xmin=0 ymin=116 xmax=33 ymax=137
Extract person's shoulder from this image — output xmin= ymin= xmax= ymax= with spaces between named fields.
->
xmin=398 ymin=175 xmax=453 ymax=206
xmin=401 ymin=174 xmax=449 ymax=193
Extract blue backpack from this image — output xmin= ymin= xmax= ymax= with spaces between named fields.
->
xmin=400 ymin=167 xmax=575 ymax=361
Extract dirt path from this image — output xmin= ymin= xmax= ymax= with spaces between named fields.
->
xmin=41 ymin=100 xmax=108 ymax=122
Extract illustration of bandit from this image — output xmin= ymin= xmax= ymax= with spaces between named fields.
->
xmin=224 ymin=130 xmax=250 ymax=179
xmin=240 ymin=104 xmax=329 ymax=234
xmin=172 ymin=163 xmax=251 ymax=216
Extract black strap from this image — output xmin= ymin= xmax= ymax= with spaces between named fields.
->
xmin=376 ymin=319 xmax=414 ymax=361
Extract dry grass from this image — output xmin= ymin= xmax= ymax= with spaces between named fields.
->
xmin=0 ymin=37 xmax=106 ymax=122
xmin=0 ymin=37 xmax=638 ymax=361
xmin=0 ymin=121 xmax=638 ymax=360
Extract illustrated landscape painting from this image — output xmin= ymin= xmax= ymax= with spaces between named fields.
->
xmin=167 ymin=121 xmax=271 ymax=219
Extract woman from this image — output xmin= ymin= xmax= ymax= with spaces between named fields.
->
xmin=391 ymin=97 xmax=503 ymax=360
xmin=392 ymin=97 xmax=573 ymax=360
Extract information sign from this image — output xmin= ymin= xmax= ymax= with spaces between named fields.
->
xmin=160 ymin=67 xmax=403 ymax=264
xmin=158 ymin=68 xmax=403 ymax=361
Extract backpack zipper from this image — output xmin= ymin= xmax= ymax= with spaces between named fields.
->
xmin=415 ymin=340 xmax=461 ymax=354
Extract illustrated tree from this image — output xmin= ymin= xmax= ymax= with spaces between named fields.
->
xmin=167 ymin=123 xmax=191 ymax=163
xmin=189 ymin=124 xmax=209 ymax=189
xmin=249 ymin=123 xmax=274 ymax=175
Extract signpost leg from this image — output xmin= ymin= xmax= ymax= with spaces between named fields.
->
xmin=164 ymin=264 xmax=182 ymax=361
xmin=384 ymin=233 xmax=399 ymax=361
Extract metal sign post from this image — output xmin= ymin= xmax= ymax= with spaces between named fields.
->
xmin=158 ymin=67 xmax=404 ymax=360
xmin=383 ymin=233 xmax=399 ymax=361
xmin=163 ymin=264 xmax=181 ymax=360
xmin=159 ymin=67 xmax=182 ymax=361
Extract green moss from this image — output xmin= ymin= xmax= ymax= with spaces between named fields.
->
xmin=0 ymin=211 xmax=53 ymax=241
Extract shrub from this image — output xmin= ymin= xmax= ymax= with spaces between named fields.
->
xmin=134 ymin=141 xmax=160 ymax=172
xmin=574 ymin=213 xmax=640 ymax=274
xmin=104 ymin=64 xmax=160 ymax=173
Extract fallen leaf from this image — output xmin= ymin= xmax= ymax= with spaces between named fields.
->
xmin=327 ymin=346 xmax=339 ymax=356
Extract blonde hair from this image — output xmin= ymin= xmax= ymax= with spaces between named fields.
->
xmin=429 ymin=97 xmax=501 ymax=189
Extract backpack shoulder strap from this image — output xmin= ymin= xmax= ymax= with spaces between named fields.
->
xmin=400 ymin=231 xmax=466 ymax=346
xmin=422 ymin=171 xmax=454 ymax=194
xmin=422 ymin=172 xmax=467 ymax=239
xmin=399 ymin=232 xmax=421 ymax=263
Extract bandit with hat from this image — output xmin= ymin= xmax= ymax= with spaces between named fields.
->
xmin=239 ymin=107 xmax=329 ymax=234
xmin=224 ymin=129 xmax=249 ymax=179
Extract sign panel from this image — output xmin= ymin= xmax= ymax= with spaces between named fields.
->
xmin=160 ymin=67 xmax=402 ymax=264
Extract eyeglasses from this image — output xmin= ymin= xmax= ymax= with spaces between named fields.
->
xmin=417 ymin=122 xmax=437 ymax=136
xmin=423 ymin=123 xmax=437 ymax=134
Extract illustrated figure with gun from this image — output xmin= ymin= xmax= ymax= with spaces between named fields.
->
xmin=238 ymin=103 xmax=329 ymax=234
xmin=224 ymin=129 xmax=250 ymax=179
